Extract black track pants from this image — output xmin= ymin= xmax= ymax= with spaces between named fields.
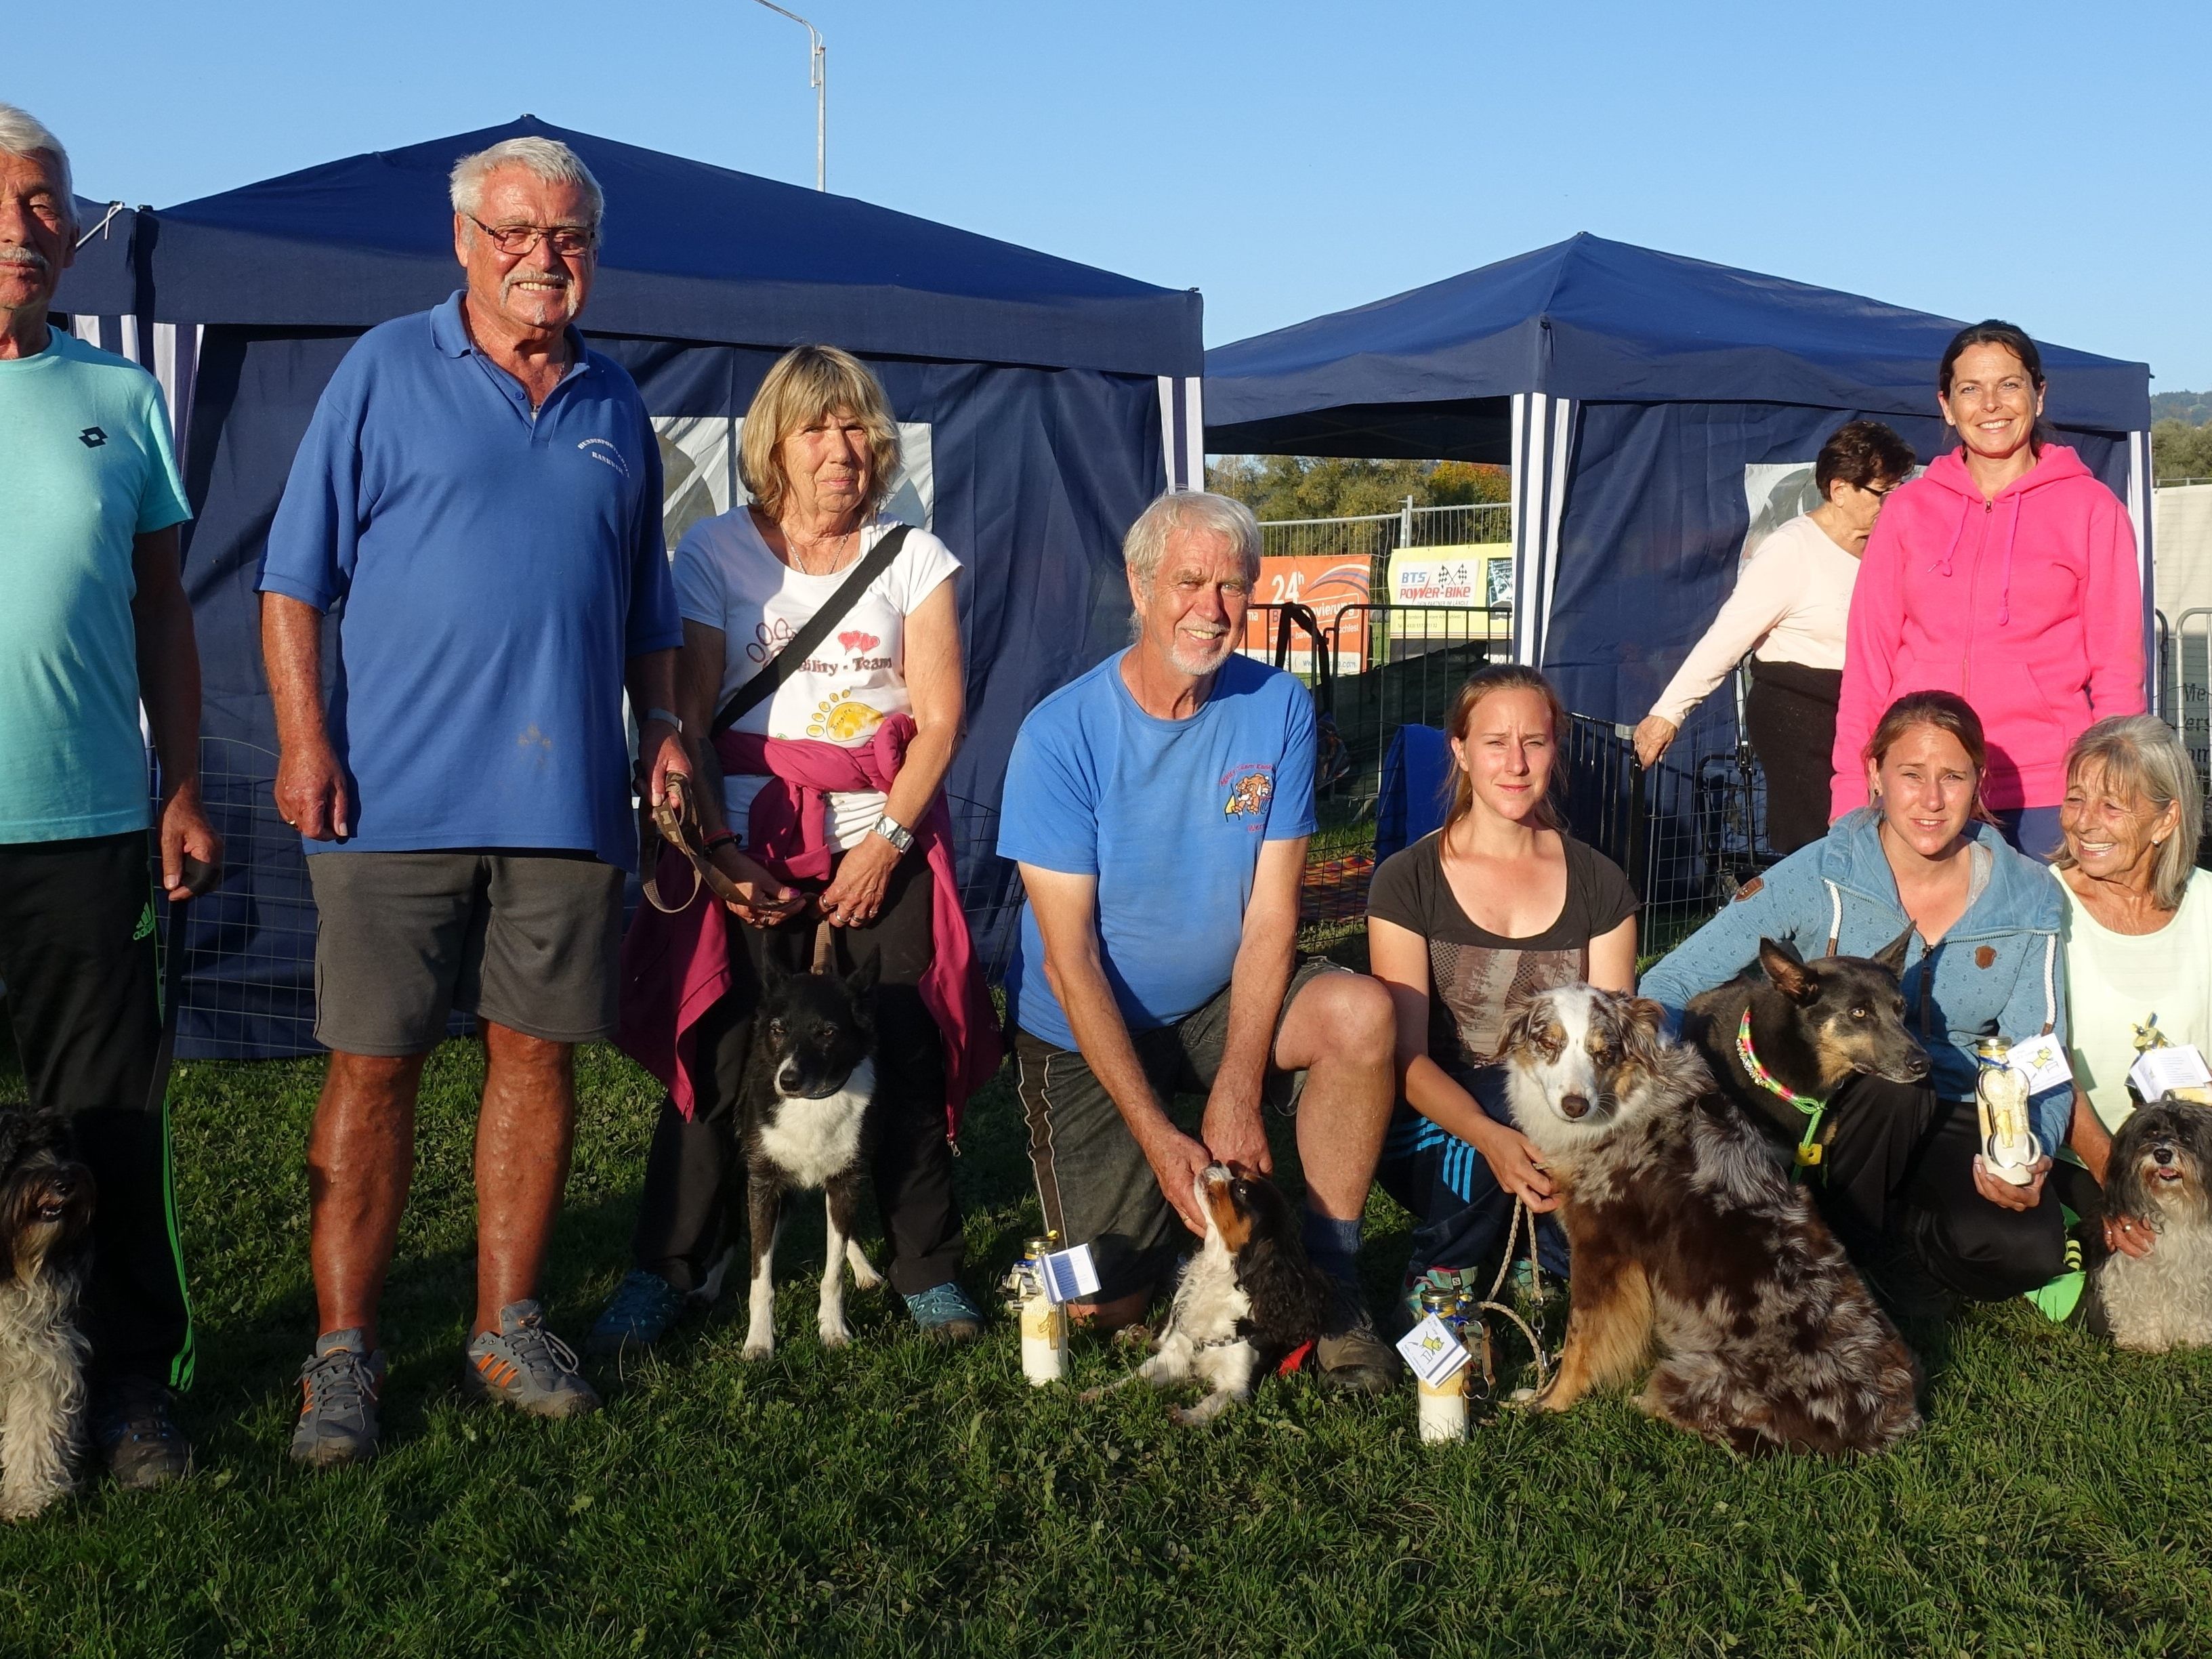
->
xmin=628 ymin=853 xmax=963 ymax=1297
xmin=0 ymin=832 xmax=194 ymax=1389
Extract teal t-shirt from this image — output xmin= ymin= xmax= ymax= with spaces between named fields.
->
xmin=0 ymin=330 xmax=190 ymax=843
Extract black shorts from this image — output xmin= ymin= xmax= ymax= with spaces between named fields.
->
xmin=1013 ymin=957 xmax=1343 ymax=1303
xmin=306 ymin=851 xmax=625 ymax=1055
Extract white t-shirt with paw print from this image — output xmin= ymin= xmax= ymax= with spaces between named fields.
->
xmin=673 ymin=510 xmax=960 ymax=849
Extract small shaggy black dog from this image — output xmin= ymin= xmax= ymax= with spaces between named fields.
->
xmin=1503 ymin=985 xmax=1921 ymax=1458
xmin=0 ymin=1107 xmax=96 ymax=1520
xmin=734 ymin=952 xmax=883 ymax=1362
xmin=1086 ymin=1163 xmax=1333 ymax=1424
xmin=2093 ymin=1096 xmax=2212 ymax=1351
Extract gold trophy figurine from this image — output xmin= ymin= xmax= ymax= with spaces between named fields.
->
xmin=1974 ymin=1037 xmax=2041 ymax=1185
xmin=2130 ymin=1016 xmax=2212 ymax=1106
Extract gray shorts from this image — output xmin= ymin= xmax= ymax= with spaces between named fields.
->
xmin=1013 ymin=956 xmax=1347 ymax=1304
xmin=306 ymin=851 xmax=625 ymax=1055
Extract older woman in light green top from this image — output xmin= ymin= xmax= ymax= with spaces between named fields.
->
xmin=2052 ymin=715 xmax=2212 ymax=1261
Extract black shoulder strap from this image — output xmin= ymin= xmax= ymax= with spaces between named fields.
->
xmin=710 ymin=523 xmax=913 ymax=737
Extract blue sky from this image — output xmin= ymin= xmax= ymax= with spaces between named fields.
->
xmin=28 ymin=0 xmax=2212 ymax=392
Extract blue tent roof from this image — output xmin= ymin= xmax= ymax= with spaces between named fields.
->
xmin=53 ymin=196 xmax=138 ymax=318
xmin=131 ymin=116 xmax=1201 ymax=376
xmin=1205 ymin=232 xmax=2150 ymax=457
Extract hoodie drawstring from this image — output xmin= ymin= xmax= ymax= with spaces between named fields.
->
xmin=1996 ymin=492 xmax=2024 ymax=627
xmin=1932 ymin=500 xmax=1972 ymax=579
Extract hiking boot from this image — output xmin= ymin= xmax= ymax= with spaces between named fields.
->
xmin=1316 ymin=1279 xmax=1398 ymax=1395
xmin=462 ymin=1300 xmax=600 ymax=1419
xmin=903 ymin=1280 xmax=983 ymax=1342
xmin=587 ymin=1270 xmax=686 ymax=1358
xmin=290 ymin=1329 xmax=385 ymax=1469
xmin=93 ymin=1377 xmax=192 ymax=1491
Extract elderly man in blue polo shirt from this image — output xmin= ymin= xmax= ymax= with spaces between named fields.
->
xmin=259 ymin=137 xmax=686 ymax=1467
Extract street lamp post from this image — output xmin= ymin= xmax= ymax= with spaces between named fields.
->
xmin=750 ymin=0 xmax=826 ymax=191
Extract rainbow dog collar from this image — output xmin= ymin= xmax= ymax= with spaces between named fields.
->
xmin=1736 ymin=1009 xmax=1827 ymax=1177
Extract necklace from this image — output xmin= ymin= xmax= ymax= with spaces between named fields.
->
xmin=786 ymin=523 xmax=858 ymax=577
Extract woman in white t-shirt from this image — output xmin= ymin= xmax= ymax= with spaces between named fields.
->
xmin=602 ymin=345 xmax=987 ymax=1349
xmin=1633 ymin=421 xmax=1915 ymax=853
xmin=2051 ymin=716 xmax=2212 ymax=1263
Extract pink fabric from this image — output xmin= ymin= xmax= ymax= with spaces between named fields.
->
xmin=616 ymin=713 xmax=1002 ymax=1134
xmin=1830 ymin=444 xmax=2145 ymax=818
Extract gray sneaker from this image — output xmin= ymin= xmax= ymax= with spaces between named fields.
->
xmin=462 ymin=1300 xmax=600 ymax=1419
xmin=290 ymin=1330 xmax=385 ymax=1468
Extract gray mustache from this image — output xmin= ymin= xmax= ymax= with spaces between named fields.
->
xmin=0 ymin=245 xmax=50 ymax=271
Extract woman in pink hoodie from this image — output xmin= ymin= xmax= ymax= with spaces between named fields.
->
xmin=1831 ymin=321 xmax=2145 ymax=858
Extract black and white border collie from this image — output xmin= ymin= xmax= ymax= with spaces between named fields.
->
xmin=2095 ymin=1097 xmax=2212 ymax=1352
xmin=735 ymin=952 xmax=883 ymax=1362
xmin=1502 ymin=985 xmax=1921 ymax=1458
xmin=0 ymin=1107 xmax=95 ymax=1520
xmin=1087 ymin=1164 xmax=1332 ymax=1425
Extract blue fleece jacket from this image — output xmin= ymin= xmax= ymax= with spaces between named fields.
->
xmin=1640 ymin=809 xmax=2070 ymax=1150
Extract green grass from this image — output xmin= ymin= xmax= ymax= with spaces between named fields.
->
xmin=2 ymin=1013 xmax=2211 ymax=1658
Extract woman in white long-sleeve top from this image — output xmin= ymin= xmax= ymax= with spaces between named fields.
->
xmin=1634 ymin=421 xmax=1916 ymax=853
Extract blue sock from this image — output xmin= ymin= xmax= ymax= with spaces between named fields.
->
xmin=1302 ymin=1209 xmax=1364 ymax=1288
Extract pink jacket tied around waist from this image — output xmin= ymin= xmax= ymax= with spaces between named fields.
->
xmin=617 ymin=712 xmax=1002 ymax=1134
xmin=1830 ymin=443 xmax=2144 ymax=818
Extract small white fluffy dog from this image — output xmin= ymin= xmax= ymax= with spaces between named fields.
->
xmin=2095 ymin=1098 xmax=2212 ymax=1351
xmin=0 ymin=1109 xmax=96 ymax=1521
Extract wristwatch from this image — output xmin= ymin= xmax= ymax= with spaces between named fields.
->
xmin=871 ymin=814 xmax=915 ymax=854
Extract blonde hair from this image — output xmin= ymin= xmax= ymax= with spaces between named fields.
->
xmin=740 ymin=345 xmax=901 ymax=522
xmin=1442 ymin=665 xmax=1570 ymax=835
xmin=2052 ymin=715 xmax=2201 ymax=910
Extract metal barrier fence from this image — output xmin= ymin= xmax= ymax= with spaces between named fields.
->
xmin=146 ymin=738 xmax=1030 ymax=1060
xmin=1257 ymin=501 xmax=1511 ymax=563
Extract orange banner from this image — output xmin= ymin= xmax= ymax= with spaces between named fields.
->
xmin=1244 ymin=555 xmax=1370 ymax=670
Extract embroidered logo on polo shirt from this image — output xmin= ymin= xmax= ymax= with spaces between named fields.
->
xmin=79 ymin=426 xmax=108 ymax=448
xmin=1975 ymin=946 xmax=1997 ymax=969
xmin=577 ymin=437 xmax=630 ymax=478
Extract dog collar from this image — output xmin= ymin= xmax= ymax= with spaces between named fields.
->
xmin=1736 ymin=1009 xmax=1828 ymax=1175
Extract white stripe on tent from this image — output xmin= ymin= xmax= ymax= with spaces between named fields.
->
xmin=1511 ymin=392 xmax=1569 ymax=666
xmin=1537 ymin=396 xmax=1576 ymax=668
xmin=1156 ymin=377 xmax=1203 ymax=492
xmin=2127 ymin=428 xmax=2156 ymax=712
xmin=148 ymin=323 xmax=203 ymax=465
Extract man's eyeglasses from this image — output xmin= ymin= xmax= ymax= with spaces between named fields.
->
xmin=467 ymin=216 xmax=597 ymax=258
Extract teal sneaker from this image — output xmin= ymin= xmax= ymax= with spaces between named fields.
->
xmin=290 ymin=1330 xmax=385 ymax=1469
xmin=587 ymin=1270 xmax=686 ymax=1358
xmin=2024 ymin=1240 xmax=2089 ymax=1325
xmin=1400 ymin=1263 xmax=1480 ymax=1326
xmin=903 ymin=1281 xmax=983 ymax=1342
xmin=463 ymin=1301 xmax=600 ymax=1419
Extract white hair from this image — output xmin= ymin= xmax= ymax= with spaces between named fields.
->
xmin=448 ymin=137 xmax=603 ymax=233
xmin=0 ymin=103 xmax=73 ymax=228
xmin=1123 ymin=490 xmax=1262 ymax=587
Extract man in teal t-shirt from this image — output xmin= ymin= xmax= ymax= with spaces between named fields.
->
xmin=0 ymin=104 xmax=219 ymax=1496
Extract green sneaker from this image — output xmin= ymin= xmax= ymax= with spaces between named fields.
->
xmin=2023 ymin=1240 xmax=2089 ymax=1325
xmin=290 ymin=1330 xmax=385 ymax=1468
xmin=462 ymin=1301 xmax=600 ymax=1419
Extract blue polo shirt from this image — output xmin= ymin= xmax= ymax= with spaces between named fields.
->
xmin=259 ymin=293 xmax=680 ymax=869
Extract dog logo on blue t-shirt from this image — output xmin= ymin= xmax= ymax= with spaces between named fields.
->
xmin=1221 ymin=764 xmax=1275 ymax=826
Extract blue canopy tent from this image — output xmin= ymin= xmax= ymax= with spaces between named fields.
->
xmin=60 ymin=117 xmax=1204 ymax=1057
xmin=1205 ymin=232 xmax=2156 ymax=725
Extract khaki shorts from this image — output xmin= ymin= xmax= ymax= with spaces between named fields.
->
xmin=307 ymin=851 xmax=625 ymax=1055
xmin=1013 ymin=956 xmax=1346 ymax=1303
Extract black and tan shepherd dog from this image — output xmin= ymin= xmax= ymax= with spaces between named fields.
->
xmin=1686 ymin=932 xmax=1929 ymax=1162
xmin=733 ymin=951 xmax=884 ymax=1362
xmin=1503 ymin=986 xmax=1921 ymax=1457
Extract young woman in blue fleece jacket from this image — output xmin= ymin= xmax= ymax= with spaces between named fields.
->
xmin=1641 ymin=690 xmax=2072 ymax=1304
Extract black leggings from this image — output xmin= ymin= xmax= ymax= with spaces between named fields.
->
xmin=1745 ymin=658 xmax=1841 ymax=857
xmin=1812 ymin=1073 xmax=2071 ymax=1301
xmin=628 ymin=853 xmax=962 ymax=1297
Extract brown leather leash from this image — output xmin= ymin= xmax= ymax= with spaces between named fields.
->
xmin=640 ymin=776 xmax=839 ymax=978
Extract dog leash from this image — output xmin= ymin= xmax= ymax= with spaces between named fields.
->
xmin=640 ymin=772 xmax=757 ymax=914
xmin=1471 ymin=1196 xmax=1553 ymax=1396
xmin=1734 ymin=1009 xmax=1828 ymax=1178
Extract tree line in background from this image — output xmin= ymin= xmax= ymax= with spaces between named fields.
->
xmin=1205 ymin=455 xmax=1510 ymax=521
xmin=2154 ymin=397 xmax=2212 ymax=482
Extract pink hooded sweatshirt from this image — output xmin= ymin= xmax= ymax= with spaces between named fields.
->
xmin=1830 ymin=443 xmax=2144 ymax=818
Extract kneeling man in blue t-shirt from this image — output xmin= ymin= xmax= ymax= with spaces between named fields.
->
xmin=999 ymin=491 xmax=1398 ymax=1392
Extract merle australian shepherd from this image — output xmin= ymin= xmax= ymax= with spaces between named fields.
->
xmin=1686 ymin=933 xmax=1929 ymax=1162
xmin=0 ymin=1106 xmax=96 ymax=1520
xmin=732 ymin=950 xmax=884 ymax=1362
xmin=1085 ymin=1164 xmax=1333 ymax=1425
xmin=2093 ymin=1097 xmax=2212 ymax=1351
xmin=1503 ymin=986 xmax=1921 ymax=1457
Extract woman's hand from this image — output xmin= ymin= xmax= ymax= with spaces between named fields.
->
xmin=1971 ymin=1153 xmax=2051 ymax=1212
xmin=820 ymin=832 xmax=900 ymax=927
xmin=1633 ymin=716 xmax=1677 ymax=771
xmin=2105 ymin=1212 xmax=2156 ymax=1259
xmin=710 ymin=843 xmax=802 ymax=928
xmin=1472 ymin=1120 xmax=1559 ymax=1213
